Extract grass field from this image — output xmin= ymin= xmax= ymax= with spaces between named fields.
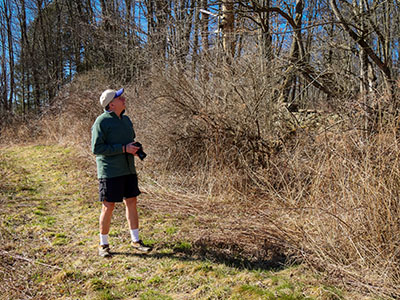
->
xmin=0 ymin=145 xmax=369 ymax=300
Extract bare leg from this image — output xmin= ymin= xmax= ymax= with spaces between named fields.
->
xmin=124 ymin=197 xmax=152 ymax=252
xmin=99 ymin=201 xmax=115 ymax=235
xmin=124 ymin=197 xmax=139 ymax=230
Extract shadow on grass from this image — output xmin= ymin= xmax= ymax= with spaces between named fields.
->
xmin=111 ymin=239 xmax=290 ymax=272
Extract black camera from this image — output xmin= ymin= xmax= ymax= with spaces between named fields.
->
xmin=132 ymin=141 xmax=147 ymax=160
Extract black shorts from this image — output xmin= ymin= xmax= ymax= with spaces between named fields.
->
xmin=99 ymin=174 xmax=141 ymax=202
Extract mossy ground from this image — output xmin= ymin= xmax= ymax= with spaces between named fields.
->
xmin=0 ymin=145 xmax=363 ymax=299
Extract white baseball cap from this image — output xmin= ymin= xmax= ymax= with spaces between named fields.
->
xmin=99 ymin=88 xmax=124 ymax=108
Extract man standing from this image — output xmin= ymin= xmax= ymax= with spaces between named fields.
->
xmin=91 ymin=88 xmax=151 ymax=257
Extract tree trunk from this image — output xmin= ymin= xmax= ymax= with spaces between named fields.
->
xmin=5 ymin=0 xmax=14 ymax=110
xmin=0 ymin=5 xmax=8 ymax=112
xmin=155 ymin=0 xmax=168 ymax=60
xmin=258 ymin=0 xmax=272 ymax=61
xmin=221 ymin=0 xmax=235 ymax=57
xmin=192 ymin=3 xmax=200 ymax=74
xmin=278 ymin=0 xmax=303 ymax=106
xmin=201 ymin=0 xmax=209 ymax=54
xmin=201 ymin=0 xmax=209 ymax=81
xmin=358 ymin=0 xmax=369 ymax=95
xmin=16 ymin=0 xmax=31 ymax=113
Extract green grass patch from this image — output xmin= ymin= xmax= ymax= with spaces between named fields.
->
xmin=89 ymin=278 xmax=111 ymax=291
xmin=35 ymin=215 xmax=56 ymax=227
xmin=173 ymin=240 xmax=192 ymax=252
xmin=139 ymin=290 xmax=173 ymax=300
xmin=96 ymin=289 xmax=123 ymax=300
xmin=52 ymin=233 xmax=70 ymax=245
xmin=147 ymin=275 xmax=164 ymax=286
xmin=165 ymin=226 xmax=178 ymax=235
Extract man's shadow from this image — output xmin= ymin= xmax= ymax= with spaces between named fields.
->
xmin=110 ymin=238 xmax=289 ymax=272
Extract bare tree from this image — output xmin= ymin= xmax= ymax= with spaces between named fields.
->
xmin=329 ymin=0 xmax=392 ymax=85
xmin=15 ymin=0 xmax=31 ymax=112
xmin=201 ymin=0 xmax=210 ymax=54
xmin=221 ymin=0 xmax=235 ymax=56
xmin=278 ymin=0 xmax=304 ymax=107
xmin=258 ymin=0 xmax=272 ymax=60
xmin=0 ymin=2 xmax=7 ymax=112
xmin=4 ymin=0 xmax=14 ymax=110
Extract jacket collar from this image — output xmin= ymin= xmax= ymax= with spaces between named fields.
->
xmin=104 ymin=109 xmax=125 ymax=118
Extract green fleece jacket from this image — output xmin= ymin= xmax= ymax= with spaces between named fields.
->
xmin=91 ymin=110 xmax=136 ymax=179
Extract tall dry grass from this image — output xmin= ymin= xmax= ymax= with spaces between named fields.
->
xmin=265 ymin=126 xmax=400 ymax=297
xmin=1 ymin=55 xmax=400 ymax=298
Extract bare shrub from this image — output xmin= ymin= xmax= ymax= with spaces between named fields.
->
xmin=141 ymin=54 xmax=301 ymax=194
xmin=0 ymin=113 xmax=42 ymax=144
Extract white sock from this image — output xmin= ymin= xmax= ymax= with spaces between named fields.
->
xmin=100 ymin=234 xmax=109 ymax=245
xmin=130 ymin=229 xmax=139 ymax=242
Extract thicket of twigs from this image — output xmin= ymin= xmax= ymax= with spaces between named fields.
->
xmin=2 ymin=54 xmax=400 ymax=299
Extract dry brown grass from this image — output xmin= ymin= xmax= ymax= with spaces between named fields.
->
xmin=267 ymin=125 xmax=400 ymax=297
xmin=1 ymin=57 xmax=400 ymax=298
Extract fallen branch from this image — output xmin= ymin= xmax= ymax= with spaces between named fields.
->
xmin=0 ymin=250 xmax=62 ymax=270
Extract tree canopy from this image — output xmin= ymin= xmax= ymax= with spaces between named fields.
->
xmin=1 ymin=0 xmax=399 ymax=114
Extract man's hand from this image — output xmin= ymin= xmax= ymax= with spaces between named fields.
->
xmin=125 ymin=142 xmax=140 ymax=155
